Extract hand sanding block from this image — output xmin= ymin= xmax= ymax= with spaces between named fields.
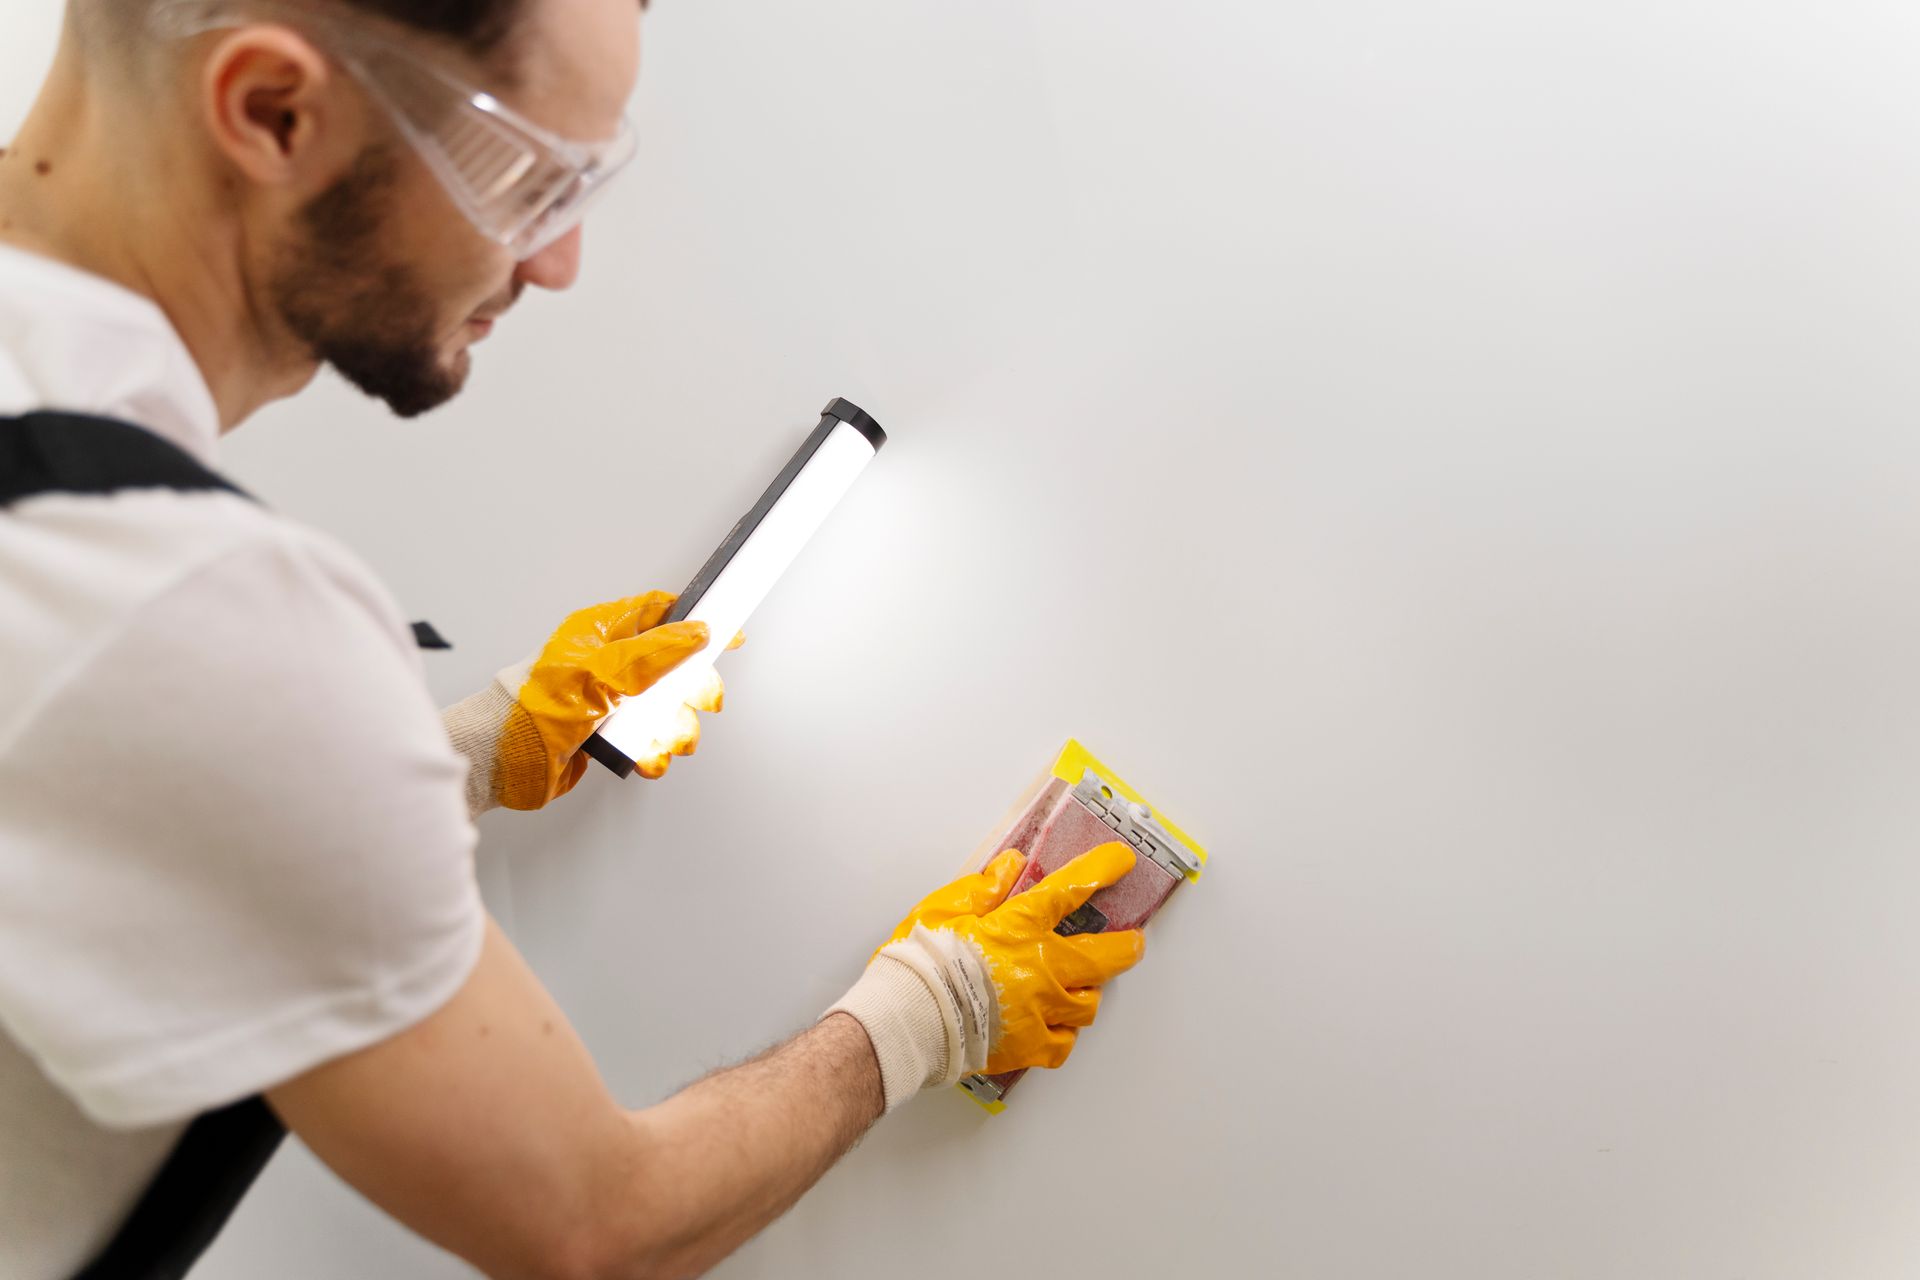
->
xmin=957 ymin=740 xmax=1209 ymax=1112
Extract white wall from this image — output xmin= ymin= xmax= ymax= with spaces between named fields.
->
xmin=10 ymin=1 xmax=1920 ymax=1276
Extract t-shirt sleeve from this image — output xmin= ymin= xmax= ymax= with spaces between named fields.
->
xmin=0 ymin=527 xmax=486 ymax=1128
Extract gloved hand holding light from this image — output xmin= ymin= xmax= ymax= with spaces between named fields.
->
xmin=583 ymin=398 xmax=888 ymax=778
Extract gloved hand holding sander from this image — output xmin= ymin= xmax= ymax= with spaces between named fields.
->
xmin=829 ymin=841 xmax=1148 ymax=1111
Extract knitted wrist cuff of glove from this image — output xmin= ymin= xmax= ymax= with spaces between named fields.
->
xmin=824 ymin=925 xmax=994 ymax=1113
xmin=826 ymin=954 xmax=948 ymax=1113
xmin=440 ymin=681 xmax=519 ymax=819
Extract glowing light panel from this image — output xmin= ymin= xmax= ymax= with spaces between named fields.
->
xmin=592 ymin=413 xmax=882 ymax=768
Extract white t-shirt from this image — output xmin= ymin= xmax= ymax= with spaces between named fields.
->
xmin=0 ymin=244 xmax=487 ymax=1278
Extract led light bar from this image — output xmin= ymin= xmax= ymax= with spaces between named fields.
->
xmin=583 ymin=398 xmax=888 ymax=778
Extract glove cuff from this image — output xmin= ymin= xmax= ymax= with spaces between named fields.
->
xmin=825 ymin=953 xmax=952 ymax=1114
xmin=440 ymin=680 xmax=519 ymax=819
xmin=825 ymin=926 xmax=994 ymax=1113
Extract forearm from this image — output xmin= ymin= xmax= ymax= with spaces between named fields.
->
xmin=273 ymin=843 xmax=1135 ymax=1280
xmin=596 ymin=1013 xmax=883 ymax=1280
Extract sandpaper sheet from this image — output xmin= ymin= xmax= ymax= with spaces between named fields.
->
xmin=967 ymin=773 xmax=1185 ymax=1102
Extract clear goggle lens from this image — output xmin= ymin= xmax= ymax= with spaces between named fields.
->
xmin=358 ymin=53 xmax=637 ymax=259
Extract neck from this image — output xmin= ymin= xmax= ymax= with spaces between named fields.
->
xmin=0 ymin=39 xmax=318 ymax=432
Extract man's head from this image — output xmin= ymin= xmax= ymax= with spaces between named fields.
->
xmin=65 ymin=0 xmax=646 ymax=418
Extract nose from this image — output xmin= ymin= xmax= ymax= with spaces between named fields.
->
xmin=515 ymin=226 xmax=584 ymax=292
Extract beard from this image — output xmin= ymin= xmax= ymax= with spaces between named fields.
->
xmin=270 ymin=146 xmax=470 ymax=419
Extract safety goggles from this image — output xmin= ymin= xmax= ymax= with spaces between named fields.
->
xmin=150 ymin=0 xmax=637 ymax=260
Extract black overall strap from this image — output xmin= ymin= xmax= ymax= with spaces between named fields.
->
xmin=0 ymin=412 xmax=440 ymax=1279
xmin=0 ymin=412 xmax=251 ymax=507
xmin=70 ymin=1099 xmax=288 ymax=1280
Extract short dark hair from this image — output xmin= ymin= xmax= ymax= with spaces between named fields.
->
xmin=78 ymin=0 xmax=648 ymax=84
xmin=332 ymin=0 xmax=522 ymax=58
xmin=332 ymin=0 xmax=648 ymax=58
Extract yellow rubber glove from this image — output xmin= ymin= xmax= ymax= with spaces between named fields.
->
xmin=441 ymin=593 xmax=738 ymax=815
xmin=827 ymin=842 xmax=1146 ymax=1110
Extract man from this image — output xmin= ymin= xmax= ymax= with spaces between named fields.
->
xmin=0 ymin=1 xmax=1145 ymax=1276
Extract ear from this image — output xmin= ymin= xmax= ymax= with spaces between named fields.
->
xmin=197 ymin=26 xmax=358 ymax=188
